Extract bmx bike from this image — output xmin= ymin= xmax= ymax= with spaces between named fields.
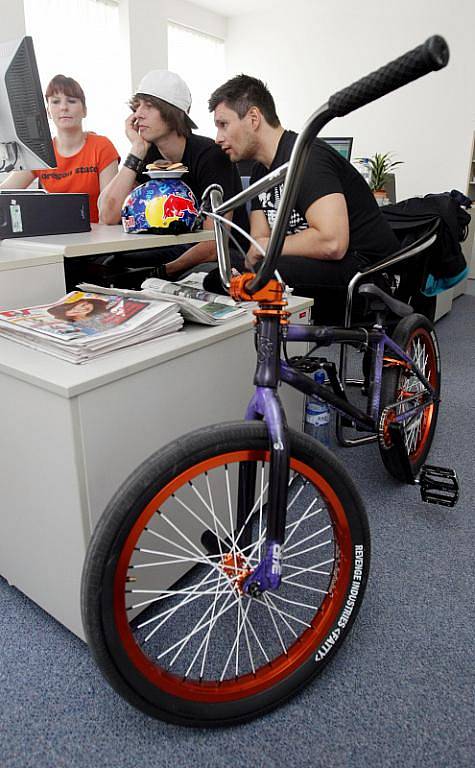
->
xmin=81 ymin=35 xmax=458 ymax=726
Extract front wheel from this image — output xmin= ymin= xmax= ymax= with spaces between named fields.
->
xmin=379 ymin=313 xmax=441 ymax=481
xmin=81 ymin=422 xmax=370 ymax=726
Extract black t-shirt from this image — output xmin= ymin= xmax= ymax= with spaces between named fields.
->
xmin=138 ymin=133 xmax=249 ymax=246
xmin=250 ymin=130 xmax=399 ymax=262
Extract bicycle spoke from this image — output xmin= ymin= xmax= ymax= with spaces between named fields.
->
xmin=258 ymin=596 xmax=313 ymax=629
xmin=184 ymin=572 xmax=228 ymax=680
xmin=264 ymin=594 xmax=298 ymax=639
xmin=261 ymin=593 xmax=288 ymax=654
xmin=198 ymin=570 xmax=227 ymax=680
xmin=283 ymin=499 xmax=321 ymax=548
xmin=173 ymin=484 xmax=231 ymax=547
xmin=205 ymin=471 xmax=225 ymax=562
xmin=233 ymin=467 xmax=269 ymax=555
xmin=171 ymin=590 xmax=232 ymax=670
xmin=282 ymin=560 xmax=333 ymax=577
xmin=280 ymin=579 xmax=329 ymax=596
xmin=144 ymin=526 xmax=209 ymax=564
xmin=156 ymin=589 xmax=240 ymax=663
xmin=283 ymin=524 xmax=332 ymax=554
xmin=138 ymin=569 xmax=221 ymax=636
xmin=269 ymin=591 xmax=321 ymax=612
xmin=283 ymin=539 xmax=333 ymax=561
xmin=241 ymin=602 xmax=256 ymax=675
xmin=132 ymin=549 xmax=220 ymax=568
xmin=218 ymin=598 xmax=250 ymax=681
xmin=158 ymin=510 xmax=217 ymax=568
xmin=224 ymin=464 xmax=239 ymax=559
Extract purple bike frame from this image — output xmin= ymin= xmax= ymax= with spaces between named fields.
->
xmin=240 ymin=318 xmax=435 ymax=596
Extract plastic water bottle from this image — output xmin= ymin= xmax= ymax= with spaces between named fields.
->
xmin=352 ymin=157 xmax=371 ymax=186
xmin=304 ymin=369 xmax=330 ymax=447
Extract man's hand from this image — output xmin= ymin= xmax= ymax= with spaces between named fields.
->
xmin=125 ymin=113 xmax=150 ymax=159
xmin=245 ymin=237 xmax=269 ymax=271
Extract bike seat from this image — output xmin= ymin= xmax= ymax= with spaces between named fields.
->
xmin=358 ymin=283 xmax=413 ymax=317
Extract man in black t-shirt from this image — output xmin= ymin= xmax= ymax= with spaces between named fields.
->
xmin=99 ymin=70 xmax=247 ymax=278
xmin=208 ymin=75 xmax=399 ymax=321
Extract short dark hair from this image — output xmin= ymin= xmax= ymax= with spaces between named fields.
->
xmin=209 ymin=75 xmax=280 ymax=127
xmin=45 ymin=75 xmax=86 ymax=108
xmin=129 ymin=94 xmax=192 ymax=138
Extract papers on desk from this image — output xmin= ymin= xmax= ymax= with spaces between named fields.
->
xmin=141 ymin=277 xmax=251 ymax=325
xmin=77 ymin=276 xmax=251 ymax=326
xmin=0 ymin=290 xmax=183 ymax=363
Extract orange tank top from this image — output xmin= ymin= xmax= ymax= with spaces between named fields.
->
xmin=32 ymin=133 xmax=119 ymax=223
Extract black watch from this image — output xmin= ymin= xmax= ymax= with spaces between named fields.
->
xmin=123 ymin=153 xmax=144 ymax=174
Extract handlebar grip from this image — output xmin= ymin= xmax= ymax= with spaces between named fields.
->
xmin=328 ymin=35 xmax=449 ymax=117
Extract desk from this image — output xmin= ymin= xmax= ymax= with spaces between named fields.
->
xmin=0 ymin=295 xmax=312 ymax=640
xmin=0 ymin=225 xmax=214 ymax=310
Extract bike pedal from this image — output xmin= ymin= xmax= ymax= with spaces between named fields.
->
xmin=417 ymin=464 xmax=459 ymax=508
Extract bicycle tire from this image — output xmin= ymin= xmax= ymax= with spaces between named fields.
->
xmin=81 ymin=421 xmax=370 ymax=726
xmin=379 ymin=313 xmax=441 ymax=481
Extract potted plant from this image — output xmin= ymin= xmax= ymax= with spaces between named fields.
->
xmin=368 ymin=152 xmax=403 ymax=204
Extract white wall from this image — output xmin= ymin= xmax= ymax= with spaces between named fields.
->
xmin=0 ymin=0 xmax=26 ymax=40
xmin=225 ymin=0 xmax=475 ymax=201
xmin=121 ymin=0 xmax=226 ymax=92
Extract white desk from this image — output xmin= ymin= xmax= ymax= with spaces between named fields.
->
xmin=0 ymin=295 xmax=312 ymax=640
xmin=0 ymin=225 xmax=214 ymax=310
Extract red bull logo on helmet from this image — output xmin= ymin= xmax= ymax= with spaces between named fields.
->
xmin=146 ymin=193 xmax=198 ymax=229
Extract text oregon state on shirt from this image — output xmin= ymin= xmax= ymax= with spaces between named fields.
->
xmin=41 ymin=166 xmax=98 ymax=180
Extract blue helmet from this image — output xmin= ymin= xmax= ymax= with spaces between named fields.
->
xmin=121 ymin=179 xmax=199 ymax=234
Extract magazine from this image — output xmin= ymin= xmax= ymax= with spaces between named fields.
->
xmin=77 ymin=277 xmax=252 ymax=326
xmin=0 ymin=290 xmax=183 ymax=363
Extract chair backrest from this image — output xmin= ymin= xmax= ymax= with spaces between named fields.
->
xmin=384 ymin=173 xmax=396 ymax=203
xmin=344 ymin=218 xmax=441 ymax=326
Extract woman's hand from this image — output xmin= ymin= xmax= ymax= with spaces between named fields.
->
xmin=125 ymin=113 xmax=150 ymax=158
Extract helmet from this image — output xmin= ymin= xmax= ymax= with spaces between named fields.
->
xmin=121 ymin=179 xmax=199 ymax=234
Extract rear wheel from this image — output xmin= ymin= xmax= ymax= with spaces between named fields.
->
xmin=81 ymin=422 xmax=370 ymax=726
xmin=379 ymin=314 xmax=441 ymax=481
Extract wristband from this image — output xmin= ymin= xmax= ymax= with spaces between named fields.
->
xmin=155 ymin=262 xmax=168 ymax=280
xmin=123 ymin=153 xmax=144 ymax=174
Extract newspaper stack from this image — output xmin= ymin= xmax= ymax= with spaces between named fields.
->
xmin=77 ymin=276 xmax=251 ymax=326
xmin=0 ymin=290 xmax=184 ymax=363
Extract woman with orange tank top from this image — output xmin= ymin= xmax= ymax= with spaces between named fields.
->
xmin=0 ymin=74 xmax=119 ymax=223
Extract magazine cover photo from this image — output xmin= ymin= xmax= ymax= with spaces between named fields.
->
xmin=0 ymin=291 xmax=151 ymax=341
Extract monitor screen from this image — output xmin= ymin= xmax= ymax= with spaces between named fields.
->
xmin=321 ymin=137 xmax=353 ymax=161
xmin=0 ymin=36 xmax=55 ymax=172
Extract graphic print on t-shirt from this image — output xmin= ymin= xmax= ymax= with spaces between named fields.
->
xmin=258 ymin=183 xmax=308 ymax=235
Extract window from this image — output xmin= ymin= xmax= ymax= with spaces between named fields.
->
xmin=23 ymin=0 xmax=128 ymax=159
xmin=167 ymin=22 xmax=225 ymax=138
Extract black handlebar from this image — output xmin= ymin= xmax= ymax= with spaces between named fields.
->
xmin=328 ymin=35 xmax=449 ymax=118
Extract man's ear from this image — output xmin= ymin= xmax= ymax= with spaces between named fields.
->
xmin=247 ymin=106 xmax=261 ymax=130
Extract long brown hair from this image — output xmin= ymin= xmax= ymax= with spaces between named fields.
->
xmin=129 ymin=94 xmax=192 ymax=138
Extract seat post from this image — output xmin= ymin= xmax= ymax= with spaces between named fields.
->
xmin=336 ymin=270 xmax=378 ymax=446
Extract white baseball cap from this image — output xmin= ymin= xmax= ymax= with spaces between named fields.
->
xmin=135 ymin=70 xmax=197 ymax=129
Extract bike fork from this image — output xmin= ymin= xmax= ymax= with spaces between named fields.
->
xmin=239 ymin=387 xmax=290 ymax=597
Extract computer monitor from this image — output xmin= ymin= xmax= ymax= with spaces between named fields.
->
xmin=322 ymin=137 xmax=353 ymax=161
xmin=0 ymin=36 xmax=55 ymax=172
